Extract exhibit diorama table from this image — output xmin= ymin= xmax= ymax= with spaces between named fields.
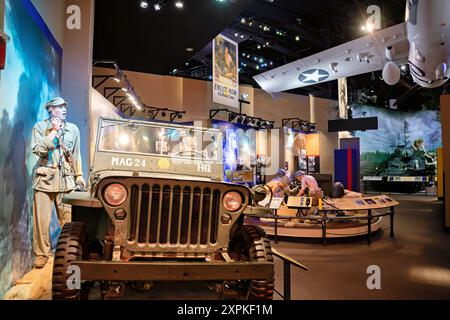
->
xmin=245 ymin=195 xmax=399 ymax=245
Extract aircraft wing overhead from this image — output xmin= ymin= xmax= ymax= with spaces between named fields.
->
xmin=253 ymin=23 xmax=409 ymax=93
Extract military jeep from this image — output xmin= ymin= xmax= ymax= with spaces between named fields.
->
xmin=52 ymin=118 xmax=274 ymax=300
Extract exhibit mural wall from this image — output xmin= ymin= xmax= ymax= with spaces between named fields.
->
xmin=284 ymin=128 xmax=307 ymax=173
xmin=353 ymin=105 xmax=442 ymax=177
xmin=0 ymin=0 xmax=62 ymax=297
xmin=284 ymin=128 xmax=321 ymax=174
xmin=212 ymin=120 xmax=257 ymax=182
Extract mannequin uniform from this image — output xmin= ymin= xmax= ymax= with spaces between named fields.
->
xmin=31 ymin=98 xmax=84 ymax=267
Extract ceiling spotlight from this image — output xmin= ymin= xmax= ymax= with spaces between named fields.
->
xmin=241 ymin=17 xmax=246 ymax=24
xmin=140 ymin=1 xmax=149 ymax=9
xmin=175 ymin=1 xmax=184 ymax=9
xmin=122 ymin=87 xmax=128 ymax=92
xmin=295 ymin=35 xmax=300 ymax=41
xmin=113 ymin=76 xmax=120 ymax=83
xmin=154 ymin=3 xmax=161 ymax=11
xmin=186 ymin=47 xmax=194 ymax=52
xmin=401 ymin=65 xmax=407 ymax=71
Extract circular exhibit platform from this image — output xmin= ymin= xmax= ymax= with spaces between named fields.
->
xmin=245 ymin=213 xmax=383 ymax=239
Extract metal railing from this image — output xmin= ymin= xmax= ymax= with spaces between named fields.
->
xmin=246 ymin=205 xmax=396 ymax=245
xmin=271 ymin=248 xmax=308 ymax=300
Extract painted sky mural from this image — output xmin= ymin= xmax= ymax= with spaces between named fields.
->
xmin=0 ymin=0 xmax=62 ymax=297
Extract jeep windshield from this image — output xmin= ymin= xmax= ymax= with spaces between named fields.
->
xmin=97 ymin=119 xmax=220 ymax=162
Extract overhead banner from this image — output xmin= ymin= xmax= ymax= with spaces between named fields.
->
xmin=213 ymin=34 xmax=239 ymax=109
xmin=338 ymin=77 xmax=348 ymax=119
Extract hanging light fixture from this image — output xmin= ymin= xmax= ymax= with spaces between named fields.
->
xmin=175 ymin=0 xmax=184 ymax=9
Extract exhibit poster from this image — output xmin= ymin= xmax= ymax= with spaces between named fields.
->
xmin=213 ymin=34 xmax=239 ymax=109
xmin=0 ymin=0 xmax=62 ymax=297
xmin=353 ymin=105 xmax=441 ymax=177
xmin=284 ymin=127 xmax=307 ymax=172
xmin=212 ymin=120 xmax=256 ymax=182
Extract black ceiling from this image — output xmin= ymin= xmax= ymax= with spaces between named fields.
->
xmin=94 ymin=0 xmax=254 ymax=75
xmin=94 ymin=0 xmax=446 ymax=111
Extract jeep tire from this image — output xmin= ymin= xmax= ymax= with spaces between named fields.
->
xmin=228 ymin=225 xmax=275 ymax=300
xmin=52 ymin=222 xmax=89 ymax=300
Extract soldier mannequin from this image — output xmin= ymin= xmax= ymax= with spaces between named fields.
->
xmin=31 ymin=97 xmax=85 ymax=268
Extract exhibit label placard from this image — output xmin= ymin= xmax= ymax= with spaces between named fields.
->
xmin=213 ymin=34 xmax=239 ymax=108
xmin=286 ymin=196 xmax=313 ymax=208
xmin=269 ymin=198 xmax=284 ymax=210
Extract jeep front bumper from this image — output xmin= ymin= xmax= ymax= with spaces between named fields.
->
xmin=72 ymin=261 xmax=273 ymax=281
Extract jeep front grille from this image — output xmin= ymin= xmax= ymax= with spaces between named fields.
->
xmin=128 ymin=184 xmax=221 ymax=246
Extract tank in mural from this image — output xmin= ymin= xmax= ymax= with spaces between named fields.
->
xmin=380 ymin=120 xmax=437 ymax=177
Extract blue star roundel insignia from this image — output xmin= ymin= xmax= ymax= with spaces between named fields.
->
xmin=298 ymin=69 xmax=329 ymax=84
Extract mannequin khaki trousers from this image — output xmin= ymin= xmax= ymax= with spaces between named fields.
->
xmin=33 ymin=191 xmax=65 ymax=258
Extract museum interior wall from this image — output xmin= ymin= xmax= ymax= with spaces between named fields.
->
xmin=440 ymin=95 xmax=450 ymax=230
xmin=90 ymin=88 xmax=122 ymax=163
xmin=93 ymin=67 xmax=313 ymax=125
xmin=0 ymin=0 xmax=66 ymax=297
xmin=61 ymin=0 xmax=94 ymax=179
xmin=30 ymin=0 xmax=65 ymax=47
xmin=310 ymin=95 xmax=339 ymax=175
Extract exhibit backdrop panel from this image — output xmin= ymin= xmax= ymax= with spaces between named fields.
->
xmin=284 ymin=127 xmax=307 ymax=173
xmin=335 ymin=149 xmax=359 ymax=191
xmin=340 ymin=137 xmax=360 ymax=192
xmin=212 ymin=120 xmax=256 ymax=182
xmin=353 ymin=105 xmax=441 ymax=178
xmin=0 ymin=0 xmax=62 ymax=297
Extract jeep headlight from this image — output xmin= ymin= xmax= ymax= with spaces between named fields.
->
xmin=103 ymin=183 xmax=128 ymax=207
xmin=223 ymin=191 xmax=243 ymax=212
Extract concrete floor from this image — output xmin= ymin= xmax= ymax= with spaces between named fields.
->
xmin=41 ymin=194 xmax=450 ymax=300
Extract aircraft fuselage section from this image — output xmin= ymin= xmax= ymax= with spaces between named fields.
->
xmin=406 ymin=0 xmax=450 ymax=88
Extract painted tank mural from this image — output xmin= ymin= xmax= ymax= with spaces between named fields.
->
xmin=354 ymin=105 xmax=441 ymax=192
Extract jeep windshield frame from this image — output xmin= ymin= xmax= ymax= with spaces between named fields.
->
xmin=91 ymin=118 xmax=224 ymax=180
